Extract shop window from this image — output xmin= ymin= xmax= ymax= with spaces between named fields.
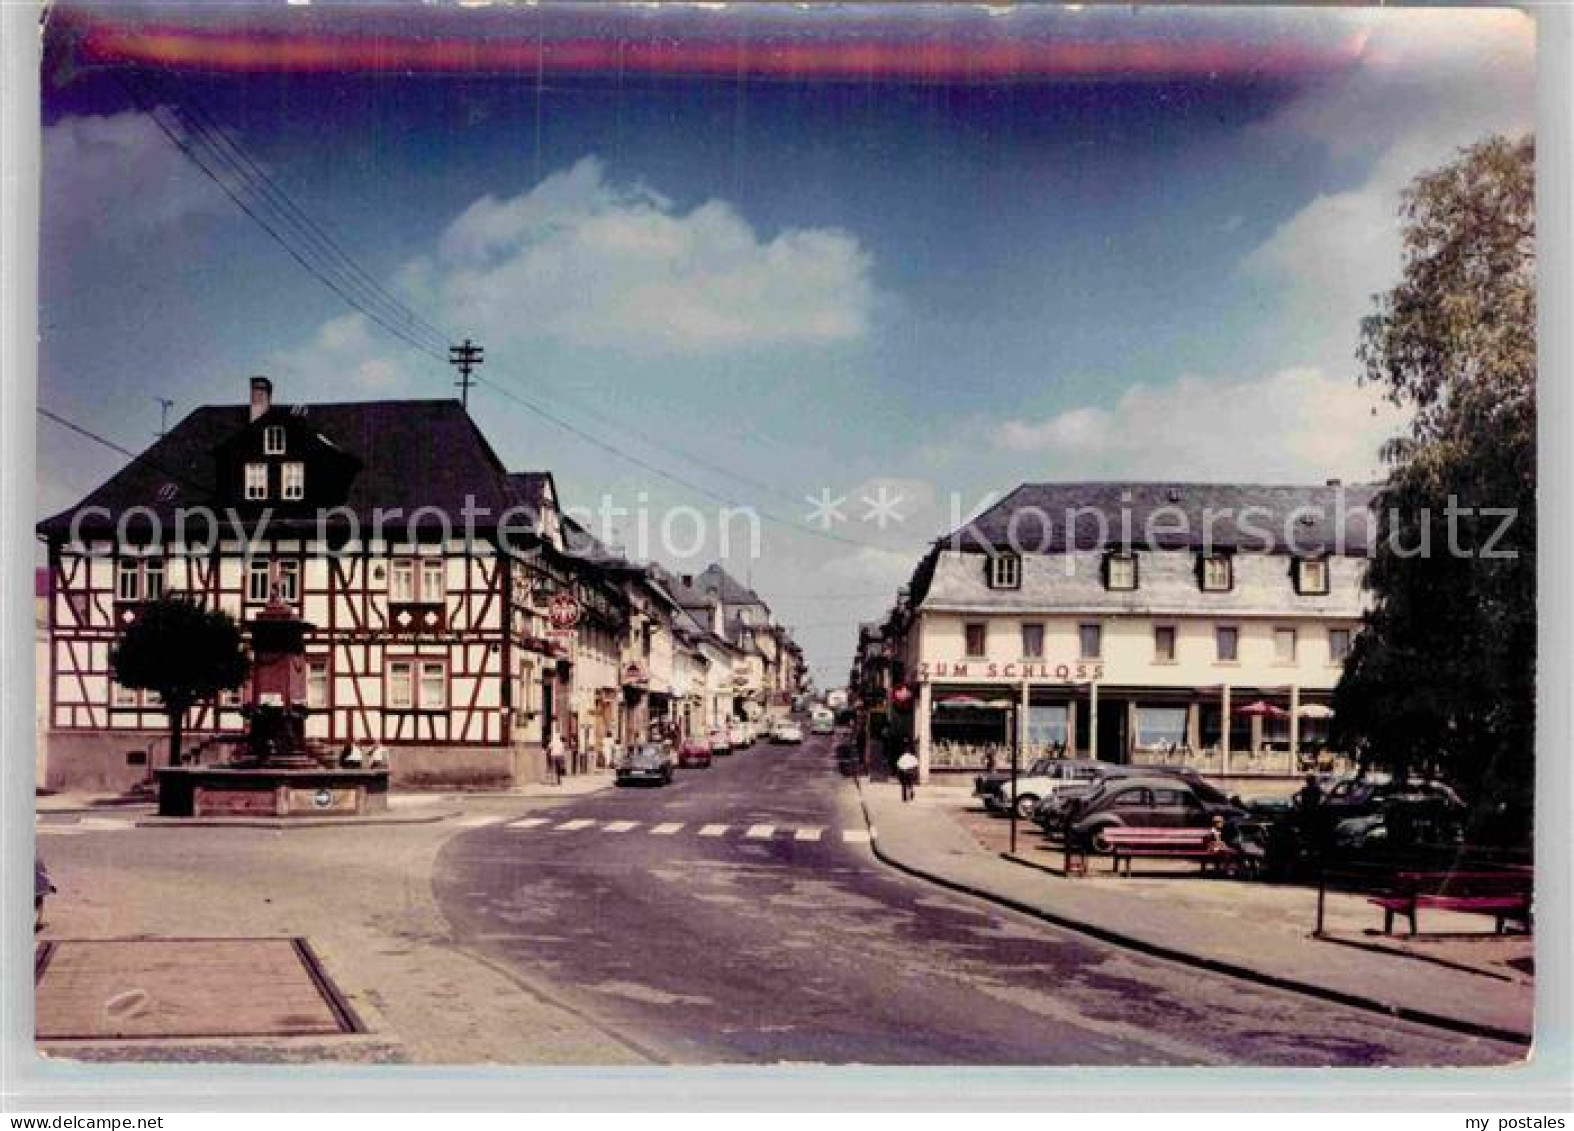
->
xmin=1020 ymin=622 xmax=1044 ymax=659
xmin=964 ymin=622 xmax=987 ymax=658
xmin=1104 ymin=551 xmax=1138 ymax=591
xmin=1199 ymin=553 xmax=1233 ymax=592
xmin=1154 ymin=625 xmax=1176 ymax=663
xmin=1078 ymin=623 xmax=1102 ymax=660
xmin=988 ymin=553 xmax=1021 ymax=590
xmin=1215 ymin=625 xmax=1239 ymax=662
xmin=1296 ymin=557 xmax=1330 ymax=595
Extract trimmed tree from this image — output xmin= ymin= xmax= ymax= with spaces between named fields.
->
xmin=111 ymin=594 xmax=250 ymax=767
xmin=1333 ymin=135 xmax=1535 ymax=832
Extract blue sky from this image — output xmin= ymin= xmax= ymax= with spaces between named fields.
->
xmin=36 ymin=3 xmax=1535 ymax=684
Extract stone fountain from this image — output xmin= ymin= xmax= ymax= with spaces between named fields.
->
xmin=155 ymin=593 xmax=389 ymax=818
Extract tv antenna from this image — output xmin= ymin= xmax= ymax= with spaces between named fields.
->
xmin=154 ymin=397 xmax=174 ymax=438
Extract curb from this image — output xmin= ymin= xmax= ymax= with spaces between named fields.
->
xmin=851 ymin=780 xmax=1531 ymax=1048
xmin=135 ymin=810 xmax=460 ymax=830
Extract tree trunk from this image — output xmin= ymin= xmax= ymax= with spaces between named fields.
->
xmin=168 ymin=704 xmax=185 ymax=768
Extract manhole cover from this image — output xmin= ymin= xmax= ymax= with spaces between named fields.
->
xmin=35 ymin=938 xmax=359 ymax=1041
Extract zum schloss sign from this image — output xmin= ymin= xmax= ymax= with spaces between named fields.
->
xmin=917 ymin=660 xmax=1106 ymax=682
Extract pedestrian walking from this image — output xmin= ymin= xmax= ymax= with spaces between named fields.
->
xmin=896 ymin=748 xmax=919 ymax=802
xmin=548 ymin=730 xmax=568 ymax=785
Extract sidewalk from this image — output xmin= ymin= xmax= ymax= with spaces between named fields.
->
xmin=858 ymin=778 xmax=1533 ymax=1044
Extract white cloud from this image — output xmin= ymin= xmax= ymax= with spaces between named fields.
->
xmin=416 ymin=156 xmax=874 ymax=354
xmin=267 ymin=312 xmax=413 ymax=394
xmin=1243 ymin=10 xmax=1534 ymax=366
xmin=994 ymin=367 xmax=1407 ymax=483
xmin=43 ymin=112 xmax=226 ymax=241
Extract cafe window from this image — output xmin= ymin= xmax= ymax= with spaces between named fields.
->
xmin=1136 ymin=705 xmax=1187 ymax=750
xmin=1199 ymin=553 xmax=1233 ymax=592
xmin=964 ymin=622 xmax=987 ymax=658
xmin=244 ymin=462 xmax=268 ymax=500
xmin=1296 ymin=557 xmax=1330 ymax=595
xmin=1154 ymin=625 xmax=1176 ymax=663
xmin=1215 ymin=625 xmax=1239 ymax=662
xmin=281 ymin=461 xmax=305 ymax=501
xmin=1274 ymin=627 xmax=1298 ymax=663
xmin=264 ymin=425 xmax=286 ymax=455
xmin=1104 ymin=551 xmax=1138 ymax=591
xmin=1328 ymin=627 xmax=1353 ymax=663
xmin=1078 ymin=623 xmax=1102 ymax=660
xmin=988 ymin=553 xmax=1021 ymax=590
xmin=1020 ymin=622 xmax=1044 ymax=659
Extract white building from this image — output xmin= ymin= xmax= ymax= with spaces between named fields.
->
xmin=881 ymin=482 xmax=1377 ymax=781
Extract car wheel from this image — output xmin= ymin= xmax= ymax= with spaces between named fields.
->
xmin=1090 ymin=825 xmax=1118 ymax=853
xmin=1014 ymin=794 xmax=1040 ymax=820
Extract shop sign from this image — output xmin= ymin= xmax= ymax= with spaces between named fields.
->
xmin=622 ymin=660 xmax=649 ymax=688
xmin=917 ymin=660 xmax=1105 ymax=683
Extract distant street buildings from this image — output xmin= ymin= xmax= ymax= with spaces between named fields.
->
xmin=36 ymin=377 xmax=805 ymax=792
xmin=851 ymin=483 xmax=1376 ymax=782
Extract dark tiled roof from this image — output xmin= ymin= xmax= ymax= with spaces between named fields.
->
xmin=948 ymin=481 xmax=1381 ymax=556
xmin=505 ymin=471 xmax=554 ymax=516
xmin=693 ymin=563 xmax=767 ymax=608
xmin=38 ymin=398 xmax=518 ymax=539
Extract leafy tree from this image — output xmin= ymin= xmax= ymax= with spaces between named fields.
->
xmin=111 ymin=594 xmax=249 ymax=767
xmin=1334 ymin=135 xmax=1535 ymax=830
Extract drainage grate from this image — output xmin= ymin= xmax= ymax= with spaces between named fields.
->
xmin=35 ymin=937 xmax=361 ymax=1041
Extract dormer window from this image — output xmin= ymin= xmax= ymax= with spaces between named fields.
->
xmin=264 ymin=425 xmax=286 ymax=455
xmin=1295 ymin=557 xmax=1330 ymax=595
xmin=1199 ymin=553 xmax=1233 ymax=592
xmin=1104 ymin=551 xmax=1138 ymax=591
xmin=244 ymin=462 xmax=268 ymax=500
xmin=989 ymin=553 xmax=1021 ymax=590
xmin=281 ymin=461 xmax=305 ymax=501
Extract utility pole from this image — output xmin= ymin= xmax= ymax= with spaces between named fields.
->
xmin=154 ymin=397 xmax=174 ymax=439
xmin=447 ymin=339 xmax=484 ymax=410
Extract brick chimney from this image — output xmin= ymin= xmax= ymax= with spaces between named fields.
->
xmin=250 ymin=376 xmax=274 ymax=422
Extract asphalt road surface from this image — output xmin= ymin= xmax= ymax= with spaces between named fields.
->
xmin=435 ymin=732 xmax=1513 ymax=1066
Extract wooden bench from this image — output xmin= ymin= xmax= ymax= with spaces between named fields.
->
xmin=1368 ymin=870 xmax=1532 ymax=935
xmin=1100 ymin=827 xmax=1232 ymax=877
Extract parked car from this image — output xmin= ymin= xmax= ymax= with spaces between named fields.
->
xmin=616 ymin=744 xmax=674 ymax=786
xmin=707 ymin=728 xmax=732 ymax=755
xmin=810 ymin=713 xmax=835 ymax=735
xmin=1033 ymin=764 xmax=1229 ymax=833
xmin=677 ymin=737 xmax=713 ymax=768
xmin=1067 ymin=776 xmax=1246 ymax=851
xmin=771 ymin=721 xmax=804 ymax=744
xmin=727 ymin=720 xmax=752 ymax=748
xmin=978 ymin=758 xmax=1110 ymax=819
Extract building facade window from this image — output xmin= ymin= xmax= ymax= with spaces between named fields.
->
xmin=419 ymin=660 xmax=447 ymax=710
xmin=1104 ymin=551 xmax=1138 ymax=591
xmin=389 ymin=658 xmax=447 ymax=711
xmin=111 ymin=679 xmax=138 ymax=708
xmin=244 ymin=462 xmax=268 ymax=500
xmin=390 ymin=558 xmax=444 ymax=603
xmin=964 ymin=622 xmax=987 ymax=658
xmin=988 ymin=553 xmax=1021 ymax=589
xmin=421 ymin=559 xmax=446 ymax=602
xmin=1274 ymin=627 xmax=1298 ymax=663
xmin=281 ymin=461 xmax=305 ymax=500
xmin=1154 ymin=624 xmax=1176 ymax=663
xmin=1328 ymin=627 xmax=1353 ymax=662
xmin=306 ymin=658 xmax=329 ymax=708
xmin=1215 ymin=625 xmax=1239 ymax=662
xmin=116 ymin=558 xmax=164 ymax=602
xmin=1020 ymin=622 xmax=1045 ymax=659
xmin=1078 ymin=623 xmax=1102 ymax=660
xmin=264 ymin=425 xmax=286 ymax=455
xmin=1200 ymin=553 xmax=1233 ymax=592
xmin=1296 ymin=557 xmax=1330 ymax=595
xmin=388 ymin=661 xmax=414 ymax=710
xmin=248 ymin=559 xmax=299 ymax=602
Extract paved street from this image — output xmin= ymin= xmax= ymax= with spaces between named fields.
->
xmin=433 ymin=734 xmax=1517 ymax=1066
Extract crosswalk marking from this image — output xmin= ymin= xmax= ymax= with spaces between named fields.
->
xmin=698 ymin=824 xmax=729 ymax=837
xmin=503 ymin=816 xmax=548 ymax=829
xmin=745 ymin=824 xmax=775 ymax=839
xmin=650 ymin=822 xmax=684 ymax=835
xmin=842 ymin=828 xmax=872 ymax=843
xmin=602 ymin=820 xmax=639 ymax=833
xmin=37 ymin=817 xmax=133 ymax=836
xmin=795 ymin=827 xmax=823 ymax=842
xmin=554 ymin=818 xmax=597 ymax=831
xmin=490 ymin=814 xmax=877 ymax=846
